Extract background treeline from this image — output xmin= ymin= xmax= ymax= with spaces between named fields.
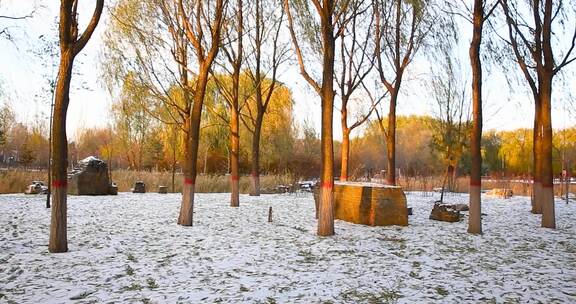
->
xmin=2 ymin=101 xmax=575 ymax=179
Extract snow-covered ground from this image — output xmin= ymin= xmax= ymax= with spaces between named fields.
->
xmin=0 ymin=191 xmax=575 ymax=303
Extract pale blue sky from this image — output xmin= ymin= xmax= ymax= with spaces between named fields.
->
xmin=1 ymin=1 xmax=574 ymax=140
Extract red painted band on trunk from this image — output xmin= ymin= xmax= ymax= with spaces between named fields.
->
xmin=542 ymin=184 xmax=554 ymax=188
xmin=52 ymin=180 xmax=67 ymax=188
xmin=184 ymin=178 xmax=195 ymax=185
xmin=320 ymin=182 xmax=333 ymax=189
xmin=251 ymin=172 xmax=259 ymax=177
xmin=470 ymin=181 xmax=481 ymax=186
xmin=231 ymin=175 xmax=240 ymax=181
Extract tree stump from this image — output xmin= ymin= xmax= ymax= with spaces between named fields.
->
xmin=133 ymin=181 xmax=146 ymax=193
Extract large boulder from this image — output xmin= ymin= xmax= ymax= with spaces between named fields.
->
xmin=68 ymin=156 xmax=113 ymax=195
xmin=315 ymin=182 xmax=409 ymax=226
xmin=429 ymin=202 xmax=461 ymax=222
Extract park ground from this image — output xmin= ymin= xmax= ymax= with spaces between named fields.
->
xmin=0 ymin=191 xmax=575 ymax=303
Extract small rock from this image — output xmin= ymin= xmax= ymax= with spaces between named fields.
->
xmin=452 ymin=203 xmax=469 ymax=212
xmin=133 ymin=181 xmax=146 ymax=193
xmin=429 ymin=202 xmax=461 ymax=222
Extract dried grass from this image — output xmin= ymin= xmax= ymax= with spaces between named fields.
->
xmin=0 ymin=169 xmax=293 ymax=194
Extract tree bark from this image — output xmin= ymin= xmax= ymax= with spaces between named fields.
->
xmin=532 ymin=102 xmax=543 ymax=214
xmin=250 ymin=114 xmax=262 ymax=196
xmin=468 ymin=0 xmax=483 ymax=235
xmin=49 ymin=0 xmax=104 ymax=253
xmin=49 ymin=50 xmax=74 ymax=253
xmin=539 ymin=73 xmax=555 ymax=228
xmin=178 ymin=117 xmax=193 ymax=225
xmin=386 ymin=88 xmax=399 ymax=185
xmin=230 ymin=92 xmax=240 ymax=207
xmin=318 ymin=0 xmax=335 ymax=236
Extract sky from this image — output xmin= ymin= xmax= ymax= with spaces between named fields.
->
xmin=0 ymin=1 xmax=575 ymax=141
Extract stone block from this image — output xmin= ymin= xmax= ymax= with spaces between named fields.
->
xmin=314 ymin=182 xmax=408 ymax=226
xmin=68 ymin=156 xmax=112 ymax=195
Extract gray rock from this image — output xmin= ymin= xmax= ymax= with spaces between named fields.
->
xmin=133 ymin=181 xmax=146 ymax=193
xmin=452 ymin=203 xmax=469 ymax=212
xmin=68 ymin=157 xmax=112 ymax=195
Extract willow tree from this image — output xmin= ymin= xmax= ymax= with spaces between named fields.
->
xmin=103 ymin=0 xmax=194 ymax=184
xmin=212 ymin=0 xmax=244 ymax=207
xmin=373 ymin=0 xmax=440 ymax=185
xmin=244 ymin=0 xmax=289 ymax=196
xmin=103 ymin=0 xmax=226 ymax=225
xmin=501 ymin=0 xmax=576 ymax=229
xmin=467 ymin=0 xmax=485 ymax=234
xmin=336 ymin=1 xmax=377 ymax=181
xmin=49 ymin=0 xmax=104 ymax=253
xmin=285 ymin=0 xmax=355 ymax=236
xmin=177 ymin=0 xmax=226 ymax=225
xmin=467 ymin=0 xmax=499 ymax=234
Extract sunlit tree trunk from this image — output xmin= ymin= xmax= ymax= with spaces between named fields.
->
xmin=230 ymin=84 xmax=240 ymax=207
xmin=318 ymin=0 xmax=336 ymax=236
xmin=50 ymin=0 xmax=104 ymax=253
xmin=468 ymin=0 xmax=483 ymax=234
xmin=386 ymin=88 xmax=399 ymax=185
xmin=532 ymin=102 xmax=543 ymax=214
xmin=177 ymin=0 xmax=225 ymax=226
xmin=250 ymin=113 xmax=263 ymax=196
xmin=50 ymin=51 xmax=74 ymax=253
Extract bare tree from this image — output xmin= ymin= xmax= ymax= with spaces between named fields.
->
xmin=500 ymin=0 xmax=576 ymax=228
xmin=212 ymin=0 xmax=244 ymax=207
xmin=243 ymin=0 xmax=289 ymax=196
xmin=335 ymin=1 xmax=378 ymax=181
xmin=285 ymin=0 xmax=354 ymax=236
xmin=467 ymin=0 xmax=498 ymax=234
xmin=429 ymin=53 xmax=470 ymax=202
xmin=177 ymin=0 xmax=227 ymax=226
xmin=373 ymin=0 xmax=441 ymax=185
xmin=50 ymin=0 xmax=104 ymax=253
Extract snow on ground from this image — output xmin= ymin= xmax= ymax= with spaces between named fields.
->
xmin=0 ymin=191 xmax=575 ymax=303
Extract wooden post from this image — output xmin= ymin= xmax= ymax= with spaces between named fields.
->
xmin=566 ymin=161 xmax=570 ymax=204
xmin=268 ymin=206 xmax=273 ymax=222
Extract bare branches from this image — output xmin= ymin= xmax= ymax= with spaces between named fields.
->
xmin=73 ymin=0 xmax=105 ymax=55
xmin=284 ymin=0 xmax=321 ymax=94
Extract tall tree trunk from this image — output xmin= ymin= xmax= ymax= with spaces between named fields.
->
xmin=230 ymin=94 xmax=240 ymax=207
xmin=318 ymin=1 xmax=335 ymax=236
xmin=49 ymin=51 xmax=74 ymax=253
xmin=468 ymin=0 xmax=483 ymax=234
xmin=49 ymin=0 xmax=103 ymax=253
xmin=386 ymin=88 xmax=399 ymax=185
xmin=539 ymin=74 xmax=555 ymax=228
xmin=250 ymin=114 xmax=262 ymax=196
xmin=532 ymin=102 xmax=543 ymax=214
xmin=179 ymin=117 xmax=193 ymax=225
